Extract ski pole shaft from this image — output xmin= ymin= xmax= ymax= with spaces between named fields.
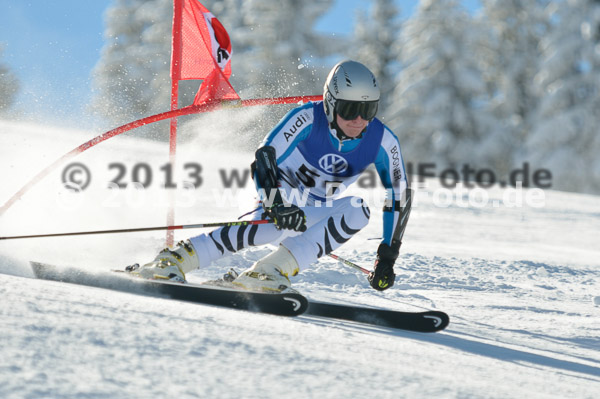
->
xmin=328 ymin=253 xmax=372 ymax=274
xmin=0 ymin=219 xmax=272 ymax=241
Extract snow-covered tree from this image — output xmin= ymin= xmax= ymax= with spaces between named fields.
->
xmin=389 ymin=0 xmax=489 ymax=167
xmin=91 ymin=0 xmax=338 ymax=129
xmin=527 ymin=0 xmax=600 ymax=193
xmin=232 ymin=0 xmax=337 ymax=98
xmin=476 ymin=0 xmax=551 ymax=176
xmin=91 ymin=0 xmax=198 ymax=125
xmin=0 ymin=45 xmax=19 ymax=115
xmin=352 ymin=0 xmax=402 ymax=121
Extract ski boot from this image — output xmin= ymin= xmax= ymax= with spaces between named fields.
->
xmin=232 ymin=245 xmax=299 ymax=292
xmin=127 ymin=240 xmax=199 ymax=283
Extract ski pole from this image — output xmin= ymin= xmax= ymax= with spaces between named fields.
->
xmin=3 ymin=220 xmax=374 ymax=274
xmin=0 ymin=219 xmax=273 ymax=241
xmin=328 ymin=253 xmax=372 ymax=275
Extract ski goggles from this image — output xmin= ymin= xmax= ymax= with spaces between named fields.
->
xmin=335 ymin=99 xmax=379 ymax=121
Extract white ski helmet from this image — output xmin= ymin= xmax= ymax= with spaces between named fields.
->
xmin=323 ymin=60 xmax=380 ymax=123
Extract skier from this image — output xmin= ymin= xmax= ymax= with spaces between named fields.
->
xmin=131 ymin=60 xmax=411 ymax=292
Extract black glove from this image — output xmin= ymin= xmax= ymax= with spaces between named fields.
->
xmin=368 ymin=243 xmax=399 ymax=291
xmin=266 ymin=203 xmax=307 ymax=232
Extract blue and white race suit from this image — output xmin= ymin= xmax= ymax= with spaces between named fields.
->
xmin=190 ymin=101 xmax=409 ymax=270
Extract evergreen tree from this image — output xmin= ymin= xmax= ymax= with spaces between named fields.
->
xmin=91 ymin=0 xmax=198 ymax=125
xmin=528 ymin=0 xmax=600 ymax=193
xmin=352 ymin=0 xmax=401 ymax=121
xmin=389 ymin=0 xmax=489 ymax=168
xmin=0 ymin=45 xmax=19 ymax=115
xmin=91 ymin=0 xmax=337 ymax=130
xmin=232 ymin=0 xmax=337 ymax=98
xmin=477 ymin=0 xmax=550 ymax=176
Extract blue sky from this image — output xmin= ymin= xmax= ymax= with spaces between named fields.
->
xmin=0 ymin=0 xmax=479 ymax=128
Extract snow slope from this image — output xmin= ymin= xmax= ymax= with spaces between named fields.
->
xmin=1 ymin=119 xmax=599 ymax=399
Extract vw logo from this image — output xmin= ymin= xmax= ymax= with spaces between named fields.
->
xmin=319 ymin=153 xmax=348 ymax=174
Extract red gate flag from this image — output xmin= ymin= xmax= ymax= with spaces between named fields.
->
xmin=171 ymin=0 xmax=239 ymax=104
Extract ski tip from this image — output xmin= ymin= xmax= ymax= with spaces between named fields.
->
xmin=423 ymin=310 xmax=450 ymax=332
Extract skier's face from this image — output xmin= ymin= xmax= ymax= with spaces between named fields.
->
xmin=336 ymin=114 xmax=368 ymax=138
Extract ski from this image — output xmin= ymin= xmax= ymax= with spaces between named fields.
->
xmin=305 ymin=301 xmax=449 ymax=333
xmin=30 ymin=262 xmax=308 ymax=317
xmin=30 ymin=262 xmax=449 ymax=332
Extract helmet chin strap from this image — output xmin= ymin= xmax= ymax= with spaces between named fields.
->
xmin=330 ymin=117 xmax=365 ymax=141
